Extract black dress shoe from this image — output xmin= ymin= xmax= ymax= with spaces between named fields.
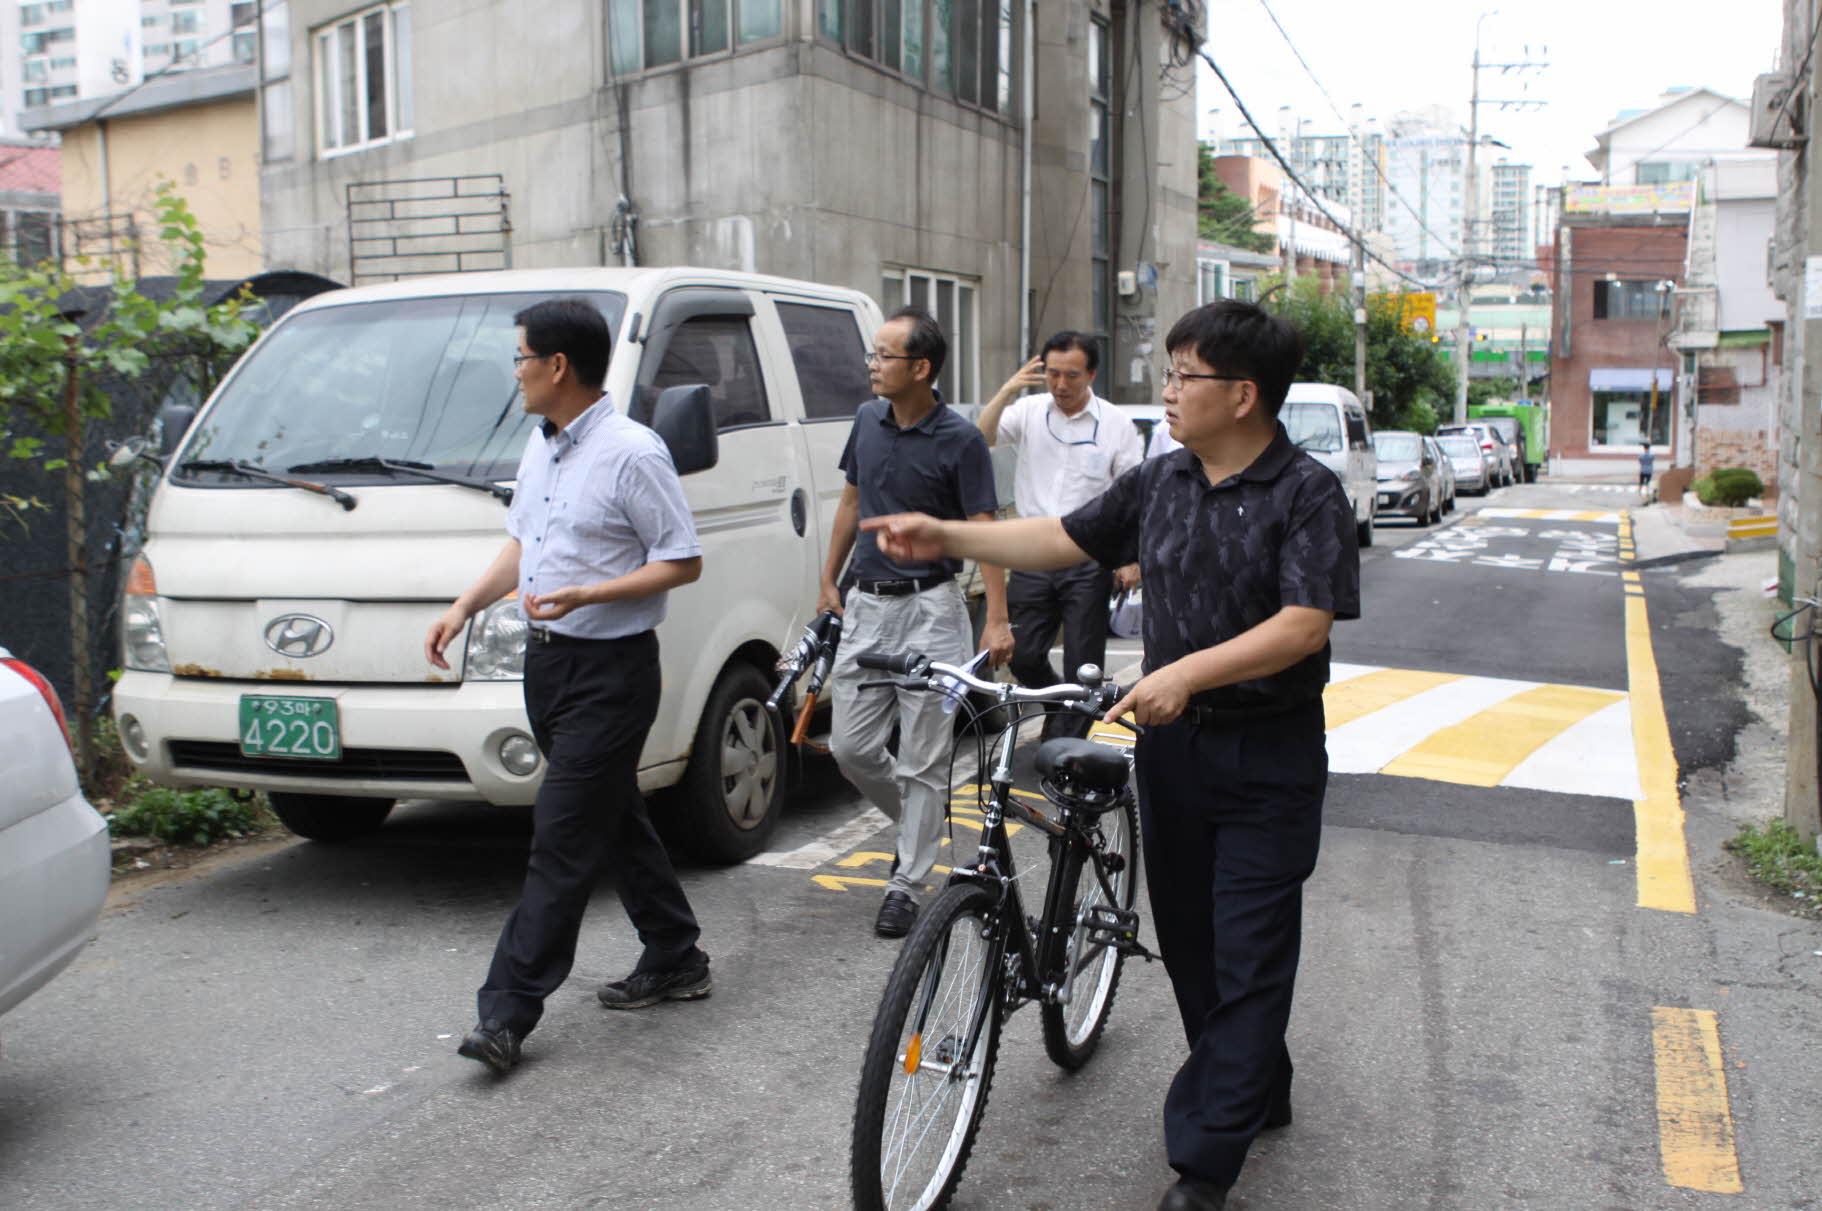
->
xmin=1264 ymin=1087 xmax=1292 ymax=1130
xmin=875 ymin=890 xmax=917 ymax=938
xmin=1158 ymin=1175 xmax=1229 ymax=1211
xmin=456 ymin=1021 xmax=522 ymax=1074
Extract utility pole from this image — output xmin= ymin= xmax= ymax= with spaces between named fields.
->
xmin=1353 ymin=236 xmax=1367 ymax=400
xmin=1456 ymin=15 xmax=1547 ymax=422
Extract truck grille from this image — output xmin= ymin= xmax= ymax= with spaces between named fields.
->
xmin=168 ymin=742 xmax=469 ymax=782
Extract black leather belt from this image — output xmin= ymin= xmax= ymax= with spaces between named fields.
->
xmin=1182 ymin=700 xmax=1302 ymax=727
xmin=856 ymin=573 xmax=952 ymax=597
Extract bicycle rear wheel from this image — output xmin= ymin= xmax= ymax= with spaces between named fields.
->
xmin=1040 ymin=795 xmax=1140 ymax=1070
xmin=851 ymin=884 xmax=1003 ymax=1211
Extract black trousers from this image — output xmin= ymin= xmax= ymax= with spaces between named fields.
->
xmin=1007 ymin=562 xmax=1113 ymax=739
xmin=477 ymin=630 xmax=701 ymax=1036
xmin=1133 ymin=700 xmax=1327 ymax=1188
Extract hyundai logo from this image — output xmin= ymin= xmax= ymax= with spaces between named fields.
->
xmin=264 ymin=614 xmax=334 ymax=658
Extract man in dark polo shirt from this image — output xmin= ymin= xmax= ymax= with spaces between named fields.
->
xmin=818 ymin=306 xmax=1013 ymax=938
xmin=863 ymin=300 xmax=1359 ymax=1210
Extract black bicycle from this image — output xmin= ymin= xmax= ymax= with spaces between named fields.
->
xmin=848 ymin=650 xmax=1149 ymax=1211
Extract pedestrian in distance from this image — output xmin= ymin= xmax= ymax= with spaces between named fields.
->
xmin=1639 ymin=442 xmax=1656 ymax=502
xmin=862 ymin=299 xmax=1360 ymax=1211
xmin=976 ymin=332 xmax=1144 ymax=739
xmin=817 ymin=306 xmax=1014 ymax=940
xmin=425 ymin=298 xmax=710 ymax=1075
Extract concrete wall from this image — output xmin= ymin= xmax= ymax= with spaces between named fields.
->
xmin=58 ymin=94 xmax=262 ymax=278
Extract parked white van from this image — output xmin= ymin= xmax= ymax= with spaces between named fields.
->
xmin=1280 ymin=383 xmax=1378 ymax=546
xmin=112 ymin=268 xmax=884 ymax=862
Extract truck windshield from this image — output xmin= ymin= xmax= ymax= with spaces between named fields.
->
xmin=1282 ymin=401 xmax=1342 ymax=453
xmin=171 ymin=291 xmax=626 ymax=484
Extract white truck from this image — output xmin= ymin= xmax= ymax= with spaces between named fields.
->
xmin=111 ymin=267 xmax=884 ymax=863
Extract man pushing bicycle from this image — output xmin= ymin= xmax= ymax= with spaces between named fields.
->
xmin=864 ymin=300 xmax=1360 ymax=1211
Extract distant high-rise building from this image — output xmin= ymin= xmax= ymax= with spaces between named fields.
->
xmin=1220 ymin=108 xmax=1386 ymax=245
xmin=9 ymin=0 xmax=255 ymax=120
xmin=1383 ymin=107 xmax=1464 ymax=281
xmin=1489 ymin=160 xmax=1532 ymax=266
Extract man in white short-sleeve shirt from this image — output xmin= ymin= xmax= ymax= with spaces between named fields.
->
xmin=976 ymin=331 xmax=1144 ymax=738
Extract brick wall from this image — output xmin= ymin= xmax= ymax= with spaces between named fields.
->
xmin=1695 ymin=429 xmax=1778 ymax=495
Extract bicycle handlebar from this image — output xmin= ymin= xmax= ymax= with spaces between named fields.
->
xmin=856 ymin=648 xmax=1139 ymax=732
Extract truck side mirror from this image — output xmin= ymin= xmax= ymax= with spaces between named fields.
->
xmin=156 ymin=403 xmax=198 ymax=458
xmin=651 ymin=384 xmax=719 ymax=475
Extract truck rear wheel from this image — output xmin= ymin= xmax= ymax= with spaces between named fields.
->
xmin=661 ymin=663 xmax=783 ymax=865
xmin=267 ymin=793 xmax=394 ymax=842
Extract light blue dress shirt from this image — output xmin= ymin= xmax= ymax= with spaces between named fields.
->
xmin=506 ymin=396 xmax=702 ymax=639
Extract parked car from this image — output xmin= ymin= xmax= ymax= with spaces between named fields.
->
xmin=1371 ymin=430 xmax=1444 ymax=525
xmin=1424 ymin=435 xmax=1456 ymax=513
xmin=1281 ymin=384 xmax=1378 ymax=546
xmin=1437 ymin=433 xmax=1492 ymax=494
xmin=1438 ymin=422 xmax=1517 ymax=487
xmin=1467 ymin=409 xmax=1540 ymax=483
xmin=112 ymin=266 xmax=893 ymax=864
xmin=0 ymin=648 xmax=110 ymax=1031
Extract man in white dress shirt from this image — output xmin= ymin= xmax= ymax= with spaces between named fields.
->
xmin=976 ymin=331 xmax=1144 ymax=738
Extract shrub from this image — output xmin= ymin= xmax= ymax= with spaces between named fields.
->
xmin=1725 ymin=819 xmax=1822 ymax=917
xmin=110 ymin=784 xmax=268 ymax=847
xmin=1694 ymin=467 xmax=1763 ymax=506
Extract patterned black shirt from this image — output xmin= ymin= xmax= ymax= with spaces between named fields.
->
xmin=1062 ymin=422 xmax=1360 ymax=711
xmin=840 ymin=396 xmax=999 ymax=582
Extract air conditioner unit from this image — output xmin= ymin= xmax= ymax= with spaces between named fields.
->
xmin=1749 ymin=71 xmax=1802 ymax=150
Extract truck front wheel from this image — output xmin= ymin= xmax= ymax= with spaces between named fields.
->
xmin=661 ymin=663 xmax=783 ymax=864
xmin=267 ymin=793 xmax=394 ymax=842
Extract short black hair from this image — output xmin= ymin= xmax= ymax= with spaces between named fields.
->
xmin=1040 ymin=330 xmax=1099 ymax=374
xmin=888 ymin=306 xmax=947 ymax=385
xmin=1164 ymin=300 xmax=1303 ymax=414
xmin=514 ymin=298 xmax=611 ymax=390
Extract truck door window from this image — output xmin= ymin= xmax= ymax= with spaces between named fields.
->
xmin=1345 ymin=409 xmax=1370 ymax=450
xmin=776 ymin=301 xmax=871 ymax=420
xmin=652 ymin=315 xmax=772 ymax=430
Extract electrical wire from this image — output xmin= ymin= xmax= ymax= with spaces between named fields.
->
xmin=1249 ymin=0 xmax=1461 ymax=260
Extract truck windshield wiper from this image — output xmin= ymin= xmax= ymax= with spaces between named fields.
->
xmin=285 ymin=456 xmax=513 ymax=505
xmin=174 ymin=459 xmax=358 ymax=511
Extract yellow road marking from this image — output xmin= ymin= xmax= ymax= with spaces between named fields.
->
xmin=837 ymin=851 xmax=897 ymax=869
xmin=1322 ymin=668 xmax=1465 ymax=730
xmin=1622 ymin=571 xmax=1641 ymax=583
xmin=1379 ymin=684 xmax=1625 ymax=786
xmin=1626 ymin=571 xmax=1696 ymax=913
xmin=1651 ymin=1007 xmax=1743 ymax=1193
xmin=812 ymin=874 xmax=888 ymax=891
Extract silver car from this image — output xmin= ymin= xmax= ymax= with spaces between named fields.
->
xmin=1425 ymin=435 xmax=1456 ymax=513
xmin=0 ymin=647 xmax=109 ymax=1030
xmin=1437 ymin=422 xmax=1517 ymax=487
xmin=1437 ymin=433 xmax=1492 ymax=494
xmin=1371 ymin=430 xmax=1445 ymax=525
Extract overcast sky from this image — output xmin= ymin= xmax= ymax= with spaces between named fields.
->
xmin=1196 ymin=0 xmax=1786 ymax=182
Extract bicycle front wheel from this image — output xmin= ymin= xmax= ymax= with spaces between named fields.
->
xmin=851 ymin=884 xmax=1003 ymax=1211
xmin=1040 ymin=794 xmax=1140 ymax=1070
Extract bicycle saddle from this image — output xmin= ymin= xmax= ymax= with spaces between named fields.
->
xmin=1035 ymin=738 xmax=1129 ymax=795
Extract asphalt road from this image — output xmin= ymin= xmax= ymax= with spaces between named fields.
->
xmin=4 ymin=479 xmax=1820 ymax=1210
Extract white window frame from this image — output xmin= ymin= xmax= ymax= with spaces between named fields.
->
xmin=314 ymin=1 xmax=412 ymax=157
xmin=879 ymin=266 xmax=981 ymax=405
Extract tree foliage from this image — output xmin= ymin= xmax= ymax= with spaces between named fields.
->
xmin=1197 ymin=144 xmax=1275 ymax=254
xmin=1269 ymin=274 xmax=1457 ymax=432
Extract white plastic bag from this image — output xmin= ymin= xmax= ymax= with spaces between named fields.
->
xmin=1108 ymin=587 xmax=1143 ymax=639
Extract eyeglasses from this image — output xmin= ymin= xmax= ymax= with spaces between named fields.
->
xmin=1159 ymin=366 xmax=1252 ymax=390
xmin=512 ymin=352 xmax=551 ymax=367
xmin=1045 ymin=407 xmax=1099 ymax=447
xmin=864 ymin=351 xmax=917 ymax=366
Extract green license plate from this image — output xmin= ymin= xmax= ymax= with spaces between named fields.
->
xmin=239 ymin=695 xmax=341 ymax=760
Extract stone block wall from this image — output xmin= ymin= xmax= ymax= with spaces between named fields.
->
xmin=1695 ymin=428 xmax=1778 ymax=495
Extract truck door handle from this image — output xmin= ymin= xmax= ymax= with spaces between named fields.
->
xmin=790 ymin=488 xmax=807 ymax=537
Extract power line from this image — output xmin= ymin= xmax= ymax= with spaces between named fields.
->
xmin=1250 ymin=0 xmax=1460 ymax=260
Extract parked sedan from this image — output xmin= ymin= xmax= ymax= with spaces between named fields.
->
xmin=1425 ymin=435 xmax=1456 ymax=513
xmin=1372 ymin=430 xmax=1445 ymax=525
xmin=0 ymin=648 xmax=109 ymax=1032
xmin=1437 ymin=422 xmax=1517 ymax=487
xmin=1437 ymin=433 xmax=1492 ymax=494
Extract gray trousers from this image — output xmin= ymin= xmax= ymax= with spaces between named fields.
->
xmin=828 ymin=580 xmax=974 ymax=896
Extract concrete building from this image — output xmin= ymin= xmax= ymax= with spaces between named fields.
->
xmin=8 ymin=0 xmax=256 ymax=122
xmin=0 ymin=137 xmax=59 ymax=261
xmin=1193 ymin=237 xmax=1275 ymax=304
xmin=1586 ymin=87 xmax=1756 ymax=187
xmin=254 ymin=0 xmax=1197 ymax=406
xmin=1211 ymin=153 xmax=1353 ymax=292
xmin=1668 ymin=156 xmax=1781 ymax=497
xmin=1488 ymin=159 xmax=1531 ymax=266
xmin=1222 ymin=107 xmax=1386 ymax=237
xmin=1547 ymin=182 xmax=1690 ymax=467
xmin=21 ymin=61 xmax=262 ymax=277
xmin=1382 ymin=107 xmax=1463 ymax=280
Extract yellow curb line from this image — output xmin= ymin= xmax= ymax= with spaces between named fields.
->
xmin=1651 ymin=1007 xmax=1744 ymax=1193
xmin=1622 ymin=512 xmax=1695 ymax=914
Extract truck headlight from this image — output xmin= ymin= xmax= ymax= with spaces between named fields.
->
xmin=464 ymin=599 xmax=527 ymax=680
xmin=123 ymin=595 xmax=171 ymax=672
